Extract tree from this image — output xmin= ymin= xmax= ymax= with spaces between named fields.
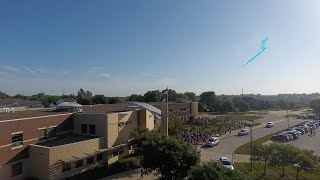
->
xmin=238 ymin=102 xmax=250 ymax=112
xmin=92 ymin=95 xmax=108 ymax=104
xmin=251 ymin=143 xmax=276 ymax=175
xmin=143 ymin=90 xmax=161 ymax=102
xmin=221 ymin=99 xmax=235 ymax=114
xmin=108 ymin=97 xmax=121 ymax=104
xmin=189 ymin=161 xmax=244 ymax=180
xmin=295 ymin=149 xmax=319 ymax=180
xmin=184 ymin=92 xmax=196 ymax=102
xmin=310 ymin=99 xmax=320 ymax=113
xmin=0 ymin=91 xmax=9 ymax=99
xmin=128 ymin=94 xmax=144 ymax=102
xmin=168 ymin=117 xmax=185 ymax=136
xmin=176 ymin=93 xmax=189 ymax=101
xmin=133 ymin=132 xmax=200 ymax=180
xmin=77 ymin=88 xmax=93 ymax=105
xmin=269 ymin=144 xmax=299 ymax=177
xmin=199 ymin=91 xmax=218 ymax=111
xmin=13 ymin=94 xmax=28 ymax=100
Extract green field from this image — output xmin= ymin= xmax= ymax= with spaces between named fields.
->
xmin=216 ymin=115 xmax=263 ymax=122
xmin=235 ymin=163 xmax=320 ymax=180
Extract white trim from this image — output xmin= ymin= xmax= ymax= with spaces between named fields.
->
xmin=0 ymin=113 xmax=73 ymax=123
xmin=37 ymin=127 xmax=47 ymax=130
xmin=11 ymin=131 xmax=23 ymax=135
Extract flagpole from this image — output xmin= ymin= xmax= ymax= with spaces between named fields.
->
xmin=166 ymin=86 xmax=169 ymax=136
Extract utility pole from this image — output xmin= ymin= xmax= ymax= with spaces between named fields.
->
xmin=250 ymin=123 xmax=253 ymax=171
xmin=287 ymin=95 xmax=289 ymax=129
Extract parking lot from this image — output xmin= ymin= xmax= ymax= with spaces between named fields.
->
xmin=284 ymin=124 xmax=320 ymax=156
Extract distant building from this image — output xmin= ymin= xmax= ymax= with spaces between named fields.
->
xmin=17 ymin=100 xmax=44 ymax=108
xmin=0 ymin=98 xmax=22 ymax=108
xmin=56 ymin=98 xmax=77 ymax=105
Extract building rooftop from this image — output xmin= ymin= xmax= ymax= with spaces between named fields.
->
xmin=0 ymin=109 xmax=71 ymax=121
xmin=36 ymin=135 xmax=98 ymax=147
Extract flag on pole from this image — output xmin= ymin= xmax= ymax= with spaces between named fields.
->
xmin=161 ymin=88 xmax=169 ymax=102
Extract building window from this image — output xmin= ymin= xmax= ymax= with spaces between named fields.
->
xmin=97 ymin=153 xmax=103 ymax=161
xmin=113 ymin=149 xmax=119 ymax=157
xmin=12 ymin=132 xmax=23 ymax=148
xmin=180 ymin=117 xmax=184 ymax=120
xmin=86 ymin=156 xmax=94 ymax=165
xmin=11 ymin=161 xmax=23 ymax=176
xmin=180 ymin=107 xmax=186 ymax=112
xmin=81 ymin=124 xmax=88 ymax=134
xmin=169 ymin=109 xmax=172 ymax=112
xmin=37 ymin=129 xmax=46 ymax=141
xmin=62 ymin=162 xmax=71 ymax=172
xmin=119 ymin=147 xmax=124 ymax=154
xmin=89 ymin=125 xmax=96 ymax=135
xmin=47 ymin=127 xmax=57 ymax=139
xmin=75 ymin=160 xmax=83 ymax=168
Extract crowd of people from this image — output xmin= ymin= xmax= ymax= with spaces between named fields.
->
xmin=176 ymin=116 xmax=260 ymax=145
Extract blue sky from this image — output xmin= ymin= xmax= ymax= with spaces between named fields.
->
xmin=1 ymin=0 xmax=320 ymax=96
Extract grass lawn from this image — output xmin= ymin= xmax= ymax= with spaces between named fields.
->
xmin=235 ymin=163 xmax=320 ymax=180
xmin=216 ymin=115 xmax=263 ymax=122
xmin=66 ymin=155 xmax=141 ymax=180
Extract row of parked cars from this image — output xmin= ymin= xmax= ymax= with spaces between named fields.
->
xmin=272 ymin=120 xmax=320 ymax=142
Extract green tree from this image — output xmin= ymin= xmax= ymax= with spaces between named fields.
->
xmin=221 ymin=99 xmax=235 ymax=114
xmin=251 ymin=143 xmax=276 ymax=175
xmin=295 ymin=149 xmax=319 ymax=180
xmin=176 ymin=93 xmax=189 ymax=101
xmin=108 ymin=97 xmax=121 ymax=104
xmin=168 ymin=117 xmax=185 ymax=136
xmin=13 ymin=94 xmax=28 ymax=100
xmin=92 ymin=95 xmax=108 ymax=104
xmin=189 ymin=161 xmax=244 ymax=180
xmin=199 ymin=91 xmax=218 ymax=111
xmin=143 ymin=90 xmax=161 ymax=102
xmin=135 ymin=132 xmax=200 ymax=180
xmin=184 ymin=92 xmax=196 ymax=101
xmin=270 ymin=144 xmax=299 ymax=177
xmin=238 ymin=102 xmax=250 ymax=112
xmin=77 ymin=88 xmax=93 ymax=105
xmin=0 ymin=91 xmax=10 ymax=98
xmin=310 ymin=99 xmax=320 ymax=113
xmin=128 ymin=94 xmax=144 ymax=102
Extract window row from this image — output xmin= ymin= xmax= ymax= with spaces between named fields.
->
xmin=81 ymin=124 xmax=96 ymax=135
xmin=37 ymin=126 xmax=57 ymax=142
xmin=118 ymin=121 xmax=132 ymax=127
xmin=62 ymin=153 xmax=103 ymax=172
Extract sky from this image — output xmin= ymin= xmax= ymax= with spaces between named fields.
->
xmin=1 ymin=0 xmax=320 ymax=96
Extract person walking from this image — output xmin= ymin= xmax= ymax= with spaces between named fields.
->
xmin=310 ymin=128 xmax=313 ymax=136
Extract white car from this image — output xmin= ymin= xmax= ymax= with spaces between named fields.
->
xmin=238 ymin=129 xmax=249 ymax=136
xmin=205 ymin=137 xmax=219 ymax=147
xmin=218 ymin=157 xmax=235 ymax=170
xmin=266 ymin=122 xmax=274 ymax=128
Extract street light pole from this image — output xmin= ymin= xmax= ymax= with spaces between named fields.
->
xmin=287 ymin=95 xmax=289 ymax=129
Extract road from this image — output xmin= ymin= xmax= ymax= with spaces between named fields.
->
xmin=199 ymin=110 xmax=305 ymax=162
xmin=100 ymin=110 xmax=307 ymax=180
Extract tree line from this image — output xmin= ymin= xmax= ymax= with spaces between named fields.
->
xmin=0 ymin=89 xmax=317 ymax=111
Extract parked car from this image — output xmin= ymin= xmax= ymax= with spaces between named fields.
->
xmin=218 ymin=157 xmax=235 ymax=170
xmin=266 ymin=122 xmax=274 ymax=128
xmin=308 ymin=121 xmax=319 ymax=127
xmin=296 ymin=125 xmax=310 ymax=133
xmin=271 ymin=134 xmax=289 ymax=142
xmin=284 ymin=131 xmax=299 ymax=140
xmin=205 ymin=137 xmax=219 ymax=147
xmin=305 ymin=123 xmax=316 ymax=130
xmin=279 ymin=132 xmax=293 ymax=140
xmin=238 ymin=129 xmax=250 ymax=136
xmin=292 ymin=127 xmax=305 ymax=135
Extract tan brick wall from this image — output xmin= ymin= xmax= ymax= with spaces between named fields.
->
xmin=73 ymin=113 xmax=107 ymax=137
xmin=28 ymin=137 xmax=104 ymax=180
